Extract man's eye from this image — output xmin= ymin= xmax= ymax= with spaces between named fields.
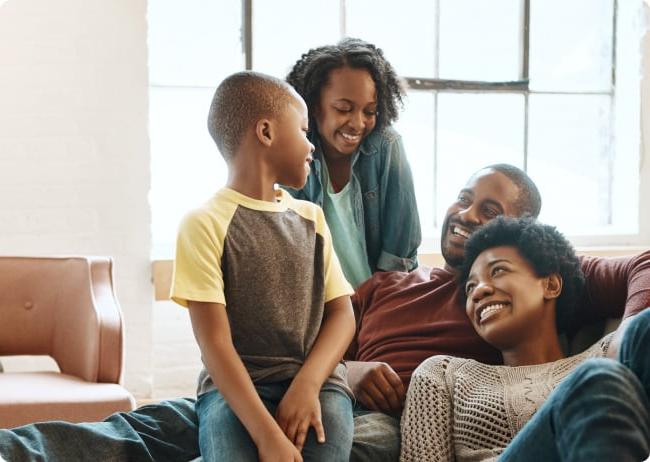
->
xmin=458 ymin=196 xmax=470 ymax=205
xmin=364 ymin=111 xmax=377 ymax=117
xmin=484 ymin=207 xmax=500 ymax=218
xmin=492 ymin=266 xmax=506 ymax=276
xmin=465 ymin=283 xmax=475 ymax=295
xmin=334 ymin=107 xmax=351 ymax=113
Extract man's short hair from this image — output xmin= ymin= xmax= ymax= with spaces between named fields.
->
xmin=458 ymin=216 xmax=584 ymax=334
xmin=484 ymin=164 xmax=542 ymax=218
xmin=207 ymin=71 xmax=295 ymax=159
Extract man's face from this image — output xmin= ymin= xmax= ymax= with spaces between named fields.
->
xmin=440 ymin=169 xmax=522 ymax=269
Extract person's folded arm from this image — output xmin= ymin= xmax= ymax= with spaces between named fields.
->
xmin=576 ymin=251 xmax=650 ymax=328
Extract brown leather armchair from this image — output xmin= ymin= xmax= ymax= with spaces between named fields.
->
xmin=0 ymin=256 xmax=135 ymax=428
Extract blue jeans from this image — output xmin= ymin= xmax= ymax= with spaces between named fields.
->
xmin=0 ymin=398 xmax=200 ymax=462
xmin=350 ymin=404 xmax=400 ymax=462
xmin=500 ymin=310 xmax=650 ymax=462
xmin=3 ymin=312 xmax=650 ymax=462
xmin=196 ymin=381 xmax=352 ymax=462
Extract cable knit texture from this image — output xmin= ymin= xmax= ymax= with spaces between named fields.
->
xmin=400 ymin=335 xmax=612 ymax=462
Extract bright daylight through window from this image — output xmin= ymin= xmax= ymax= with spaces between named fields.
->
xmin=148 ymin=0 xmax=643 ymax=259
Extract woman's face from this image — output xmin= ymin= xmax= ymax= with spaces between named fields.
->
xmin=314 ymin=66 xmax=377 ymax=161
xmin=464 ymin=246 xmax=557 ymax=350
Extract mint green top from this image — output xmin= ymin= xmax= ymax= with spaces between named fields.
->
xmin=322 ymin=162 xmax=372 ymax=288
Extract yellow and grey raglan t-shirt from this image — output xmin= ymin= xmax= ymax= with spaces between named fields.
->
xmin=171 ymin=187 xmax=354 ymax=397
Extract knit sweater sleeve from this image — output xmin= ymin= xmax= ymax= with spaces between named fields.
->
xmin=400 ymin=355 xmax=455 ymax=462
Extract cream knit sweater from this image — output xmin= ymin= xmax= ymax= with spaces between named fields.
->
xmin=400 ymin=335 xmax=612 ymax=462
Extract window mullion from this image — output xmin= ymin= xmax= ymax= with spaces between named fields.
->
xmin=242 ymin=0 xmax=252 ymax=70
xmin=522 ymin=0 xmax=530 ymax=81
xmin=404 ymin=78 xmax=528 ymax=92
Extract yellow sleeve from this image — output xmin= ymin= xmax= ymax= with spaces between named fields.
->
xmin=170 ymin=208 xmax=226 ymax=308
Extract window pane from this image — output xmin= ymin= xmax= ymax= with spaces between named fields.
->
xmin=529 ymin=0 xmax=614 ymax=92
xmin=346 ymin=0 xmax=436 ymax=77
xmin=148 ymin=0 xmax=242 ymax=86
xmin=253 ymin=0 xmax=340 ymax=78
xmin=439 ymin=0 xmax=522 ymax=81
xmin=394 ymin=91 xmax=436 ymax=238
xmin=149 ymin=87 xmax=227 ymax=258
xmin=436 ymin=93 xmax=525 ymax=228
xmin=528 ymin=94 xmax=612 ymax=233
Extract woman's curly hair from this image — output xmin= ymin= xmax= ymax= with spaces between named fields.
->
xmin=458 ymin=217 xmax=584 ymax=334
xmin=286 ymin=37 xmax=405 ymax=134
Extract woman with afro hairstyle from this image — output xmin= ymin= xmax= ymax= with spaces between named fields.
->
xmin=284 ymin=38 xmax=421 ymax=287
xmin=400 ymin=216 xmax=650 ymax=462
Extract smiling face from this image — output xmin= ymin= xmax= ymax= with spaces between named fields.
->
xmin=272 ymin=95 xmax=315 ymax=189
xmin=314 ymin=66 xmax=377 ymax=161
xmin=441 ymin=169 xmax=522 ymax=269
xmin=464 ymin=246 xmax=558 ymax=351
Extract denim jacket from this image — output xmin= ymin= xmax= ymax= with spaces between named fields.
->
xmin=285 ymin=126 xmax=421 ymax=273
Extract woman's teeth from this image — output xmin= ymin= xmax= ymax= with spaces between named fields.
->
xmin=480 ymin=303 xmax=507 ymax=322
xmin=340 ymin=132 xmax=361 ymax=142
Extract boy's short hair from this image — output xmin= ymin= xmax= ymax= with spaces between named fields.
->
xmin=458 ymin=216 xmax=584 ymax=334
xmin=208 ymin=71 xmax=296 ymax=159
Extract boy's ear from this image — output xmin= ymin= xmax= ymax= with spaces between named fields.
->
xmin=543 ymin=273 xmax=563 ymax=300
xmin=255 ymin=119 xmax=273 ymax=147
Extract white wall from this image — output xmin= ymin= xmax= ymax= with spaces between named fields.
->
xmin=0 ymin=0 xmax=152 ymax=397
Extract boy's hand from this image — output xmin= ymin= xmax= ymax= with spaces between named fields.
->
xmin=275 ymin=379 xmax=325 ymax=452
xmin=257 ymin=430 xmax=303 ymax=462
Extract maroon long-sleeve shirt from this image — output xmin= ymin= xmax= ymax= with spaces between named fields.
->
xmin=350 ymin=251 xmax=650 ymax=386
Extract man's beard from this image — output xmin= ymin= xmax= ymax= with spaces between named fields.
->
xmin=440 ymin=215 xmax=468 ymax=269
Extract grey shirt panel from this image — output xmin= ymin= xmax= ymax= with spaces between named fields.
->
xmin=197 ymin=204 xmax=350 ymax=397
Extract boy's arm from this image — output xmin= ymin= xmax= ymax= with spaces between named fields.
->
xmin=188 ymin=301 xmax=302 ymax=461
xmin=275 ymin=294 xmax=355 ymax=451
xmin=344 ymin=291 xmax=361 ymax=360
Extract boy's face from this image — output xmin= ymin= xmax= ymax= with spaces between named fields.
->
xmin=464 ymin=245 xmax=554 ymax=351
xmin=314 ymin=66 xmax=377 ymax=161
xmin=273 ymin=95 xmax=315 ymax=189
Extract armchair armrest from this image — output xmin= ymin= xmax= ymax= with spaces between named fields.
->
xmin=0 ymin=256 xmax=125 ymax=384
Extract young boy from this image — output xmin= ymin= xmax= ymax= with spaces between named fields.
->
xmin=171 ymin=71 xmax=355 ymax=462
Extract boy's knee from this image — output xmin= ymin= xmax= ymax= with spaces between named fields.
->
xmin=624 ymin=308 xmax=650 ymax=342
xmin=562 ymin=358 xmax=641 ymax=399
xmin=320 ymin=392 xmax=353 ymax=437
xmin=571 ymin=357 xmax=626 ymax=380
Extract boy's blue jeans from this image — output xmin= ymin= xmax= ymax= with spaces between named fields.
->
xmin=499 ymin=309 xmax=650 ymax=461
xmin=196 ymin=381 xmax=353 ymax=462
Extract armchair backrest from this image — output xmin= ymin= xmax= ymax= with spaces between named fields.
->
xmin=0 ymin=256 xmax=124 ymax=384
